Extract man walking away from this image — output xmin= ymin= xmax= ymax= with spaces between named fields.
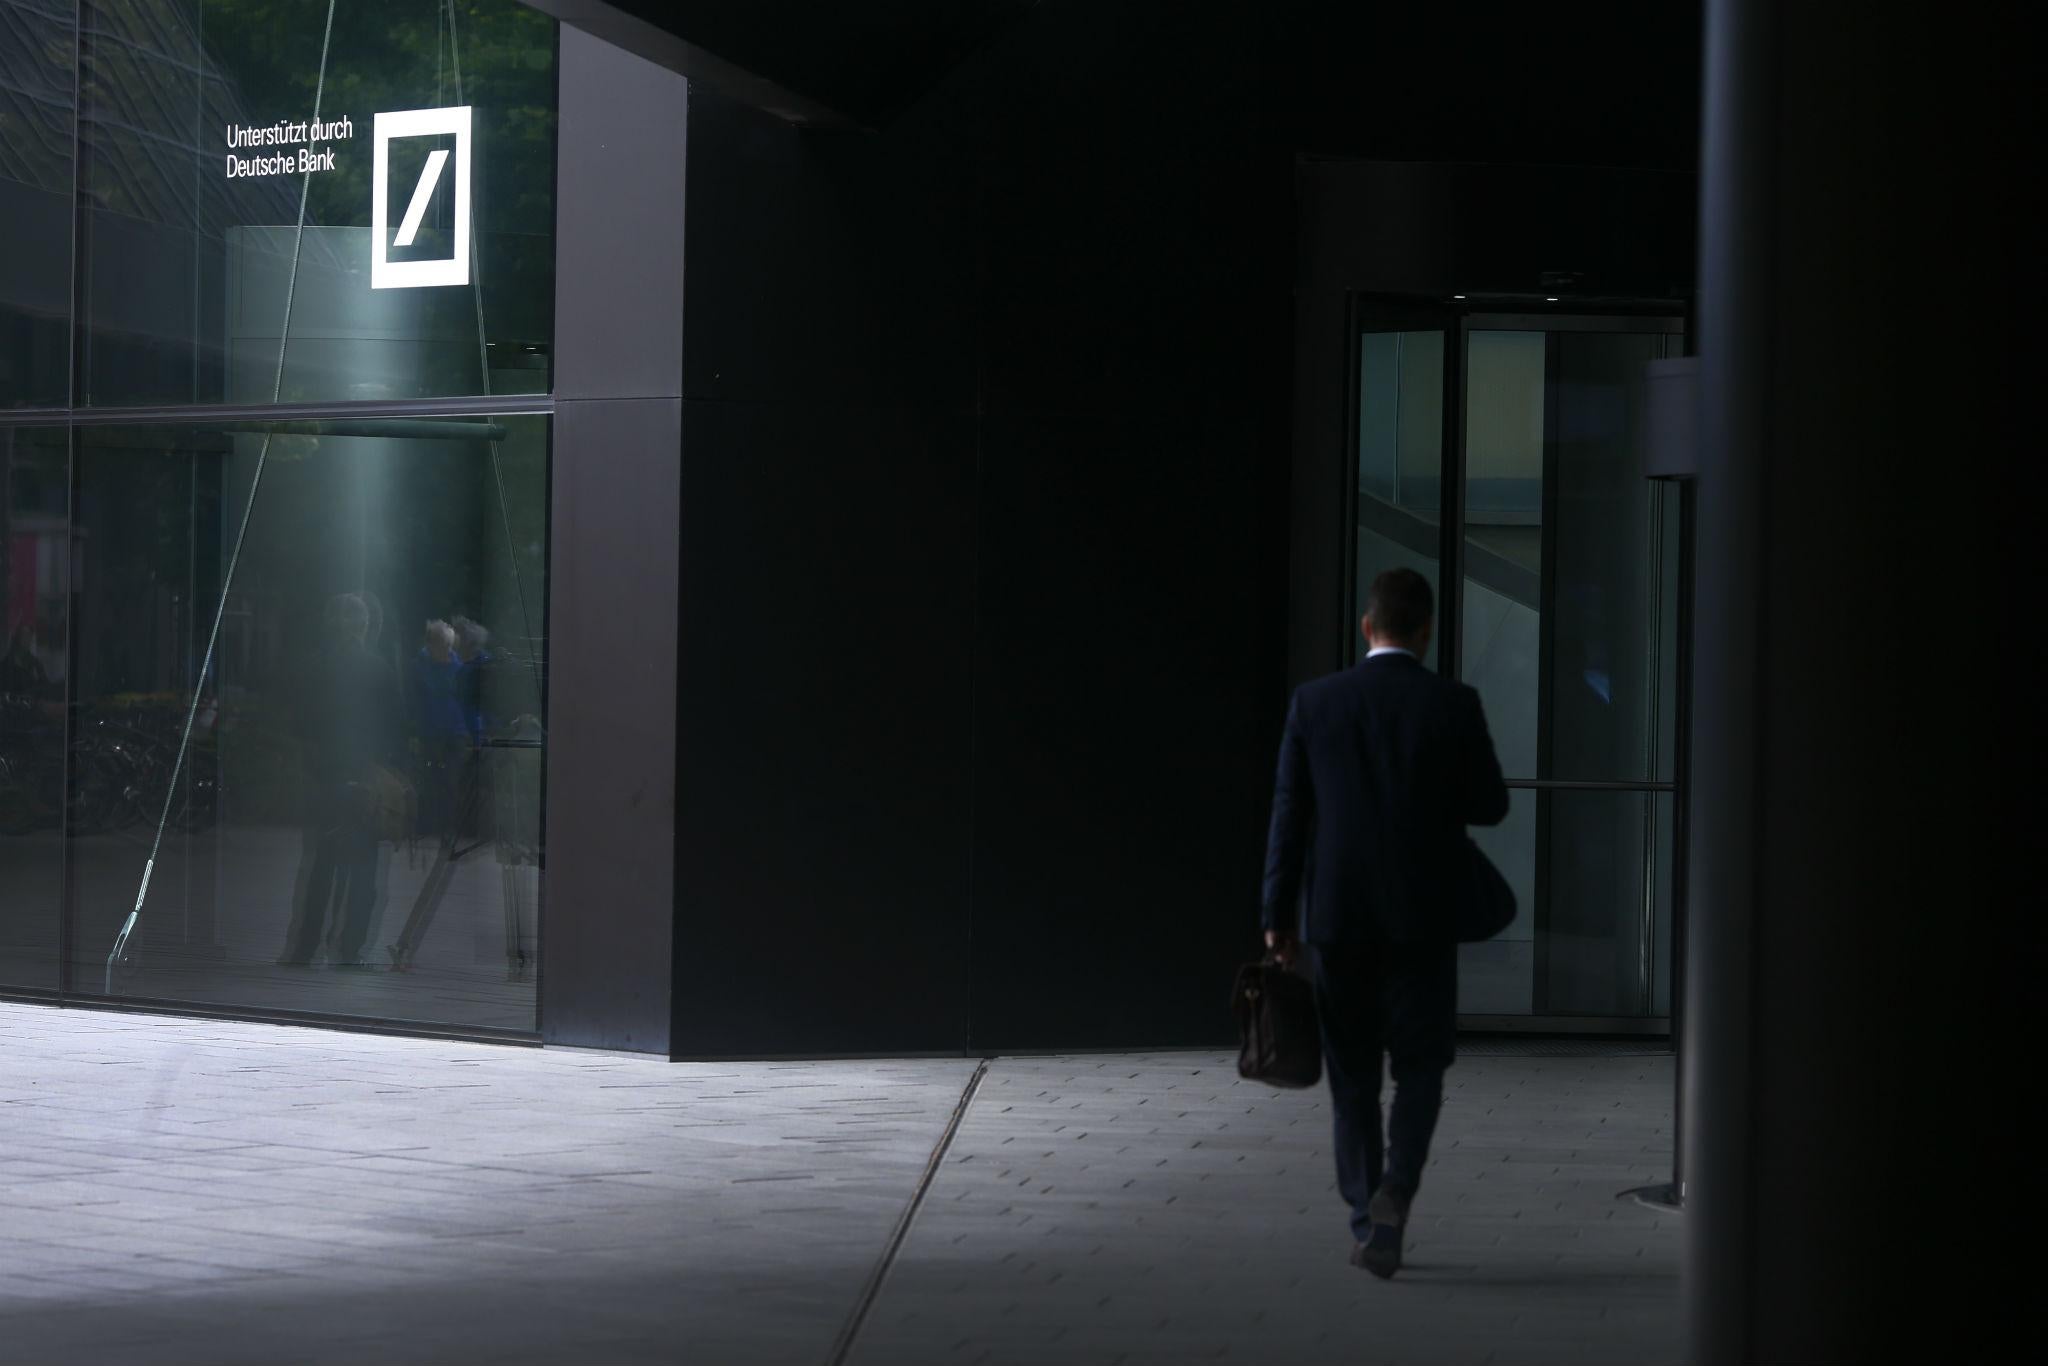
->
xmin=1260 ymin=567 xmax=1509 ymax=1278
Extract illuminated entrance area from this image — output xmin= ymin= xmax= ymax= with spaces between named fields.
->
xmin=1348 ymin=304 xmax=1686 ymax=1029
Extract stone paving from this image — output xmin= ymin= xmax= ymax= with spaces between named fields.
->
xmin=0 ymin=1003 xmax=974 ymax=1366
xmin=852 ymin=1051 xmax=1678 ymax=1366
xmin=0 ymin=1003 xmax=1676 ymax=1365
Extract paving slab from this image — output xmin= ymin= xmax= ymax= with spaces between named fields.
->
xmin=850 ymin=1051 xmax=1679 ymax=1366
xmin=0 ymin=1003 xmax=973 ymax=1366
xmin=0 ymin=1003 xmax=1677 ymax=1366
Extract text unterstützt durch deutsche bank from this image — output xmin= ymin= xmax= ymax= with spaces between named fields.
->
xmin=224 ymin=115 xmax=354 ymax=178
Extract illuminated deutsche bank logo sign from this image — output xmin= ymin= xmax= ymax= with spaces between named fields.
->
xmin=371 ymin=105 xmax=472 ymax=290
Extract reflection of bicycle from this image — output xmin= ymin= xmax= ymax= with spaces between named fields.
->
xmin=70 ymin=711 xmax=219 ymax=837
xmin=0 ymin=751 xmax=59 ymax=835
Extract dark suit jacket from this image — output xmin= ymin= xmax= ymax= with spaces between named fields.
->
xmin=1261 ymin=651 xmax=1510 ymax=945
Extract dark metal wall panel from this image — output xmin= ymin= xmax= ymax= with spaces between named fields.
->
xmin=672 ymin=9 xmax=1295 ymax=1055
xmin=1289 ymin=287 xmax=1352 ymax=687
xmin=958 ymin=24 xmax=1294 ymax=1048
xmin=671 ymin=94 xmax=976 ymax=1058
xmin=672 ymin=400 xmax=976 ymax=1057
xmin=964 ymin=406 xmax=1284 ymax=1051
xmin=543 ymin=397 xmax=681 ymax=1050
xmin=540 ymin=28 xmax=686 ymax=1051
xmin=553 ymin=24 xmax=687 ymax=402
xmin=660 ymin=3 xmax=1706 ymax=1057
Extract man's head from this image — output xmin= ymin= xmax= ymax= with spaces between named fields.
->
xmin=1362 ymin=567 xmax=1434 ymax=657
xmin=326 ymin=593 xmax=370 ymax=645
xmin=423 ymin=619 xmax=456 ymax=664
xmin=452 ymin=616 xmax=490 ymax=662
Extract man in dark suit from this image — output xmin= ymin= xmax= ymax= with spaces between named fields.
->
xmin=1261 ymin=567 xmax=1509 ymax=1278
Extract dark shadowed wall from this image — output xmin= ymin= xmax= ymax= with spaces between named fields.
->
xmin=666 ymin=0 xmax=1698 ymax=1056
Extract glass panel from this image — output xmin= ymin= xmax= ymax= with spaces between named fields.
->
xmin=1654 ymin=487 xmax=1681 ymax=785
xmin=1460 ymin=788 xmax=1674 ymax=1021
xmin=1457 ymin=786 xmax=1537 ymax=1015
xmin=1 ymin=424 xmax=68 ymax=987
xmin=1651 ymin=790 xmax=1674 ymax=1015
xmin=1549 ymin=330 xmax=1679 ymax=783
xmin=0 ymin=0 xmax=77 ymax=408
xmin=68 ymin=413 xmax=547 ymax=1031
xmin=1459 ymin=328 xmax=1680 ymax=785
xmin=1460 ymin=330 xmax=1544 ymax=777
xmin=1452 ymin=322 xmax=1682 ymax=1022
xmin=1542 ymin=789 xmax=1669 ymax=1017
xmin=1352 ymin=329 xmax=1442 ymax=663
xmin=77 ymin=0 xmax=558 ymax=408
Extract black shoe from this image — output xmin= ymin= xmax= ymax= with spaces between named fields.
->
xmin=1354 ymin=1190 xmax=1408 ymax=1279
xmin=1354 ymin=1223 xmax=1402 ymax=1279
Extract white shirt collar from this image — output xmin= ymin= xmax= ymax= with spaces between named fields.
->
xmin=1366 ymin=645 xmax=1417 ymax=660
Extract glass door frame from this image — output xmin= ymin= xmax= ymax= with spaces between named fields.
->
xmin=1344 ymin=294 xmax=1691 ymax=1034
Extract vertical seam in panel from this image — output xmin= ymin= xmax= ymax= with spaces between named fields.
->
xmin=962 ymin=205 xmax=985 ymax=1055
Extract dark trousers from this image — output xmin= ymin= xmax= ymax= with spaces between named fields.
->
xmin=391 ymin=747 xmax=483 ymax=962
xmin=280 ymin=789 xmax=380 ymax=965
xmin=1311 ymin=939 xmax=1458 ymax=1240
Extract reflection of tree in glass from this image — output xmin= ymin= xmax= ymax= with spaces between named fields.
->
xmin=74 ymin=0 xmax=559 ymax=404
xmin=203 ymin=0 xmax=557 ymax=237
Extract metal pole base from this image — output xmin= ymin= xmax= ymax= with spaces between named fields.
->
xmin=1620 ymin=1182 xmax=1683 ymax=1213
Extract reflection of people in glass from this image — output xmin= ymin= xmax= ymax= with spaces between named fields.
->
xmin=388 ymin=614 xmax=528 ymax=978
xmin=356 ymin=588 xmax=397 ymax=947
xmin=411 ymin=620 xmax=466 ymax=835
xmin=277 ymin=593 xmax=401 ymax=968
xmin=495 ymin=711 xmax=543 ymax=982
xmin=451 ymin=615 xmax=492 ymax=749
xmin=1 ymin=626 xmax=51 ymax=698
xmin=360 ymin=589 xmax=386 ymax=659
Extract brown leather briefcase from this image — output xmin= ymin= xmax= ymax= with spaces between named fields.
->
xmin=1232 ymin=957 xmax=1323 ymax=1088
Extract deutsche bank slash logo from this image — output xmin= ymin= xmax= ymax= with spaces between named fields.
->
xmin=371 ymin=105 xmax=471 ymax=289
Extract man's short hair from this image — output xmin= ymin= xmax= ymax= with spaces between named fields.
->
xmin=326 ymin=592 xmax=369 ymax=640
xmin=1366 ymin=567 xmax=1433 ymax=643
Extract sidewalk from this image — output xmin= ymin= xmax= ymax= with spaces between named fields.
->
xmin=0 ymin=1003 xmax=1675 ymax=1365
xmin=854 ymin=1052 xmax=1678 ymax=1366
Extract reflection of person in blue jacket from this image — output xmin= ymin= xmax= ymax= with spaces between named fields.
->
xmin=411 ymin=620 xmax=465 ymax=835
xmin=385 ymin=616 xmax=503 ymax=976
xmin=452 ymin=616 xmax=492 ymax=745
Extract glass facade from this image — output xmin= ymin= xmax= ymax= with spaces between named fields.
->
xmin=1352 ymin=307 xmax=1684 ymax=1024
xmin=0 ymin=0 xmax=557 ymax=1035
xmin=0 ymin=0 xmax=75 ymax=410
xmin=0 ymin=425 xmax=68 ymax=986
